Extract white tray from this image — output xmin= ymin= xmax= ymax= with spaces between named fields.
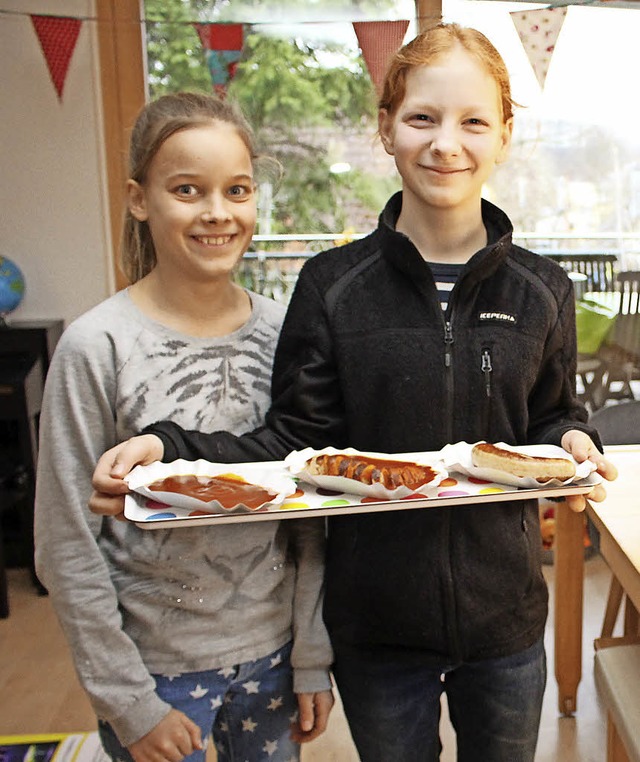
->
xmin=124 ymin=458 xmax=600 ymax=530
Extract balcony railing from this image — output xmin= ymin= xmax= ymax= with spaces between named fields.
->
xmin=236 ymin=233 xmax=640 ymax=302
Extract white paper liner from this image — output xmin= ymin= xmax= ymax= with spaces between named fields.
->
xmin=284 ymin=446 xmax=448 ymax=499
xmin=439 ymin=441 xmax=599 ymax=489
xmin=125 ymin=459 xmax=297 ymax=513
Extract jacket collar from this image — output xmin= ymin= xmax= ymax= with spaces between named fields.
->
xmin=377 ymin=192 xmax=514 ymax=285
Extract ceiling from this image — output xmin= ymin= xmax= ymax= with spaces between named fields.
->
xmin=478 ymin=0 xmax=640 ymax=8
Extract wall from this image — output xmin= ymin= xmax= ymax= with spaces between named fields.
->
xmin=0 ymin=0 xmax=114 ymax=329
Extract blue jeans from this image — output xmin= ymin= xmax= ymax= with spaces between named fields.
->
xmin=99 ymin=642 xmax=300 ymax=762
xmin=332 ymin=638 xmax=546 ymax=762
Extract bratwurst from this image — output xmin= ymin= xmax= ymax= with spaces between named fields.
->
xmin=306 ymin=453 xmax=438 ymax=491
xmin=471 ymin=442 xmax=576 ymax=482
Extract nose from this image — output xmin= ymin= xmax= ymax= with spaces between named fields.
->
xmin=430 ymin=123 xmax=461 ymax=157
xmin=201 ymin=193 xmax=232 ymax=223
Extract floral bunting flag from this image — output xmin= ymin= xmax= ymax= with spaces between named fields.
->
xmin=352 ymin=20 xmax=410 ymax=96
xmin=194 ymin=23 xmax=244 ymax=98
xmin=510 ymin=7 xmax=568 ymax=90
xmin=30 ymin=14 xmax=82 ymax=100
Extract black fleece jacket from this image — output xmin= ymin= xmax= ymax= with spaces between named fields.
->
xmin=148 ymin=193 xmax=600 ymax=664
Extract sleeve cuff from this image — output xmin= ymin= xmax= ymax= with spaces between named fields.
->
xmin=293 ymin=667 xmax=333 ymax=695
xmin=141 ymin=423 xmax=180 ymax=462
xmin=107 ymin=690 xmax=172 ymax=748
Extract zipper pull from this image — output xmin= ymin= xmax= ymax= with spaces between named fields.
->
xmin=444 ymin=321 xmax=454 ymax=367
xmin=481 ymin=348 xmax=492 ymax=397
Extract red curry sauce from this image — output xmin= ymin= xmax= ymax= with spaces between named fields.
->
xmin=148 ymin=473 xmax=277 ymax=510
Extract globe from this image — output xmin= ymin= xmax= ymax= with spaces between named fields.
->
xmin=0 ymin=255 xmax=25 ymax=324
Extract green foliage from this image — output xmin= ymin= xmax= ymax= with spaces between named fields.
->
xmin=272 ymin=151 xmax=344 ymax=234
xmin=230 ymin=36 xmax=337 ymax=130
xmin=227 ymin=33 xmax=379 ymax=233
xmin=145 ymin=0 xmax=211 ymax=96
xmin=349 ymin=167 xmax=401 ymax=213
xmin=143 ymin=0 xmax=398 ymax=233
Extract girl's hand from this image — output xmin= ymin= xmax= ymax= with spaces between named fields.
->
xmin=128 ymin=709 xmax=203 ymax=762
xmin=89 ymin=434 xmax=165 ymax=518
xmin=560 ymin=429 xmax=618 ymax=512
xmin=290 ymin=689 xmax=335 ymax=743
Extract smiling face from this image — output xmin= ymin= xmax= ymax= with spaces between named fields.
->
xmin=127 ymin=121 xmax=256 ymax=284
xmin=379 ymin=44 xmax=513 ymax=218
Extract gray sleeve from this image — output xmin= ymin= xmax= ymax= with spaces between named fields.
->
xmin=34 ymin=324 xmax=170 ymax=746
xmin=287 ymin=518 xmax=333 ymax=694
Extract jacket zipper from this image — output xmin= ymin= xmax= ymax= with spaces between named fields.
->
xmin=443 ymin=318 xmax=455 ymax=444
xmin=481 ymin=347 xmax=493 ymax=440
xmin=444 ymin=320 xmax=454 ymax=367
xmin=481 ymin=348 xmax=492 ymax=398
xmin=442 ymin=313 xmax=462 ymax=659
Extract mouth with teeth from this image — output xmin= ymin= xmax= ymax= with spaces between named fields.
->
xmin=192 ymin=234 xmax=233 ymax=246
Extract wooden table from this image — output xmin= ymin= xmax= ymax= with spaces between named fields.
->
xmin=553 ymin=445 xmax=640 ymax=715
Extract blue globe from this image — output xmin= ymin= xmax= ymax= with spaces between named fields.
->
xmin=0 ymin=255 xmax=25 ymax=319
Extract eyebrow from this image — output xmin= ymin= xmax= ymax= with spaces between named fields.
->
xmin=403 ymin=100 xmax=494 ymax=112
xmin=167 ymin=171 xmax=254 ymax=182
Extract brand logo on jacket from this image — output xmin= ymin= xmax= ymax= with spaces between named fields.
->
xmin=478 ymin=311 xmax=517 ymax=323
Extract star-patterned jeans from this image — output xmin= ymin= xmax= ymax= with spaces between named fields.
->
xmin=98 ymin=641 xmax=301 ymax=762
xmin=332 ymin=637 xmax=546 ymax=762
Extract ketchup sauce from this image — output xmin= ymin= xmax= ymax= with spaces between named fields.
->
xmin=148 ymin=473 xmax=277 ymax=510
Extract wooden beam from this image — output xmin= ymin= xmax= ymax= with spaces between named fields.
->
xmin=96 ymin=0 xmax=147 ymax=291
xmin=415 ymin=0 xmax=443 ymax=32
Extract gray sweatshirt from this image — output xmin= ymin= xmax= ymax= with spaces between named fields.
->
xmin=34 ymin=289 xmax=332 ymax=747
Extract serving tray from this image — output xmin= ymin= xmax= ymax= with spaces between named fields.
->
xmin=124 ymin=459 xmax=600 ymax=530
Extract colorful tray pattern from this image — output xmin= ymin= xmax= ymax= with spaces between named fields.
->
xmin=124 ymin=466 xmax=599 ymax=529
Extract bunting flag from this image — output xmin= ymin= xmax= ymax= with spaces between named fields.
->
xmin=30 ymin=14 xmax=82 ymax=100
xmin=352 ymin=20 xmax=410 ymax=96
xmin=194 ymin=23 xmax=244 ymax=98
xmin=510 ymin=7 xmax=568 ymax=90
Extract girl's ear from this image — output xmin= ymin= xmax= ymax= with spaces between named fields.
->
xmin=127 ymin=179 xmax=148 ymax=221
xmin=378 ymin=108 xmax=395 ymax=156
xmin=496 ymin=118 xmax=514 ymax=165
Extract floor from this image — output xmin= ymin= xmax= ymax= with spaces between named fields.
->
xmin=0 ymin=552 xmax=616 ymax=761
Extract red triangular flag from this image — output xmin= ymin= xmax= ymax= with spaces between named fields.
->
xmin=31 ymin=14 xmax=82 ymax=100
xmin=194 ymin=23 xmax=244 ymax=52
xmin=353 ymin=20 xmax=410 ymax=96
xmin=194 ymin=23 xmax=245 ymax=98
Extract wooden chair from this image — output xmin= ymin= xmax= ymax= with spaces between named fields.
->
xmin=581 ymin=272 xmax=640 ymax=409
xmin=577 ymin=354 xmax=609 ymax=412
xmin=603 ymin=272 xmax=640 ymax=400
xmin=594 ymin=643 xmax=640 ymax=762
xmin=546 ymin=252 xmax=619 ymax=293
xmin=589 ymin=401 xmax=640 ymax=646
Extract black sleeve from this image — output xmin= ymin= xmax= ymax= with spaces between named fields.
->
xmin=144 ymin=262 xmax=348 ymax=463
xmin=528 ymin=279 xmax=602 ymax=452
xmin=143 ymin=421 xmax=288 ymax=463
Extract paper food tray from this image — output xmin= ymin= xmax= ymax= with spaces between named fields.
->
xmin=284 ymin=446 xmax=448 ymax=499
xmin=440 ymin=442 xmax=597 ymax=489
xmin=125 ymin=459 xmax=296 ymax=514
xmin=124 ymin=456 xmax=600 ymax=529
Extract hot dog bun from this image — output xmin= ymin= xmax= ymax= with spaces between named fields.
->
xmin=471 ymin=442 xmax=576 ymax=483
